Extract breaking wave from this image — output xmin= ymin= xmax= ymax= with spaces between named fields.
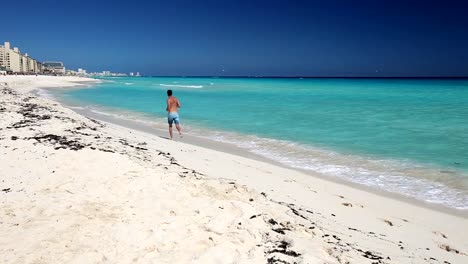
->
xmin=159 ymin=84 xmax=203 ymax=89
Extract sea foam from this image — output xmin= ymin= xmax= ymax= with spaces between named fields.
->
xmin=192 ymin=129 xmax=468 ymax=210
xmin=159 ymin=84 xmax=203 ymax=89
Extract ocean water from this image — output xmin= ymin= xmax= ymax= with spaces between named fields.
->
xmin=50 ymin=77 xmax=468 ymax=209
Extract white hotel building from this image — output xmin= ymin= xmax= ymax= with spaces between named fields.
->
xmin=0 ymin=41 xmax=42 ymax=73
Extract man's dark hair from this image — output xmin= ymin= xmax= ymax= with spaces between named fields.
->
xmin=167 ymin=90 xmax=173 ymax=96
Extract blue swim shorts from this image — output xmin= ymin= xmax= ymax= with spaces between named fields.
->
xmin=167 ymin=112 xmax=180 ymax=125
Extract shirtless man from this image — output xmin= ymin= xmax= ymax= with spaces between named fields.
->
xmin=166 ymin=89 xmax=182 ymax=139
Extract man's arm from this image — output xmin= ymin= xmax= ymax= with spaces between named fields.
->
xmin=166 ymin=98 xmax=169 ymax=112
xmin=177 ymin=99 xmax=181 ymax=108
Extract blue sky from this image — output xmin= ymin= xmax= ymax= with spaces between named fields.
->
xmin=3 ymin=0 xmax=468 ymax=76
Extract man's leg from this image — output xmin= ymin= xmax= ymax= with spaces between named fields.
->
xmin=168 ymin=124 xmax=173 ymax=140
xmin=175 ymin=124 xmax=182 ymax=138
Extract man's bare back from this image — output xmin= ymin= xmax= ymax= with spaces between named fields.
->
xmin=166 ymin=96 xmax=180 ymax=113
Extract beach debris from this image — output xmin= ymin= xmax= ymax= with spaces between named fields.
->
xmin=7 ymin=119 xmax=37 ymax=129
xmin=276 ymin=201 xmax=309 ymax=220
xmin=383 ymin=219 xmax=393 ymax=226
xmin=98 ymin=148 xmax=115 ymax=153
xmin=439 ymin=244 xmax=465 ymax=255
xmin=272 ymin=228 xmax=290 ymax=235
xmin=362 ymin=250 xmax=384 ymax=260
xmin=249 ymin=214 xmax=261 ymax=219
xmin=0 ymin=86 xmax=17 ymax=95
xmin=87 ymin=117 xmax=104 ymax=126
xmin=18 ymin=103 xmax=51 ymax=119
xmin=1 ymin=188 xmax=11 ymax=193
xmin=266 ymin=240 xmax=301 ymax=263
xmin=118 ymin=138 xmax=148 ymax=151
xmin=27 ymin=134 xmax=87 ymax=151
xmin=433 ymin=231 xmax=448 ymax=239
xmin=268 ymin=218 xmax=279 ymax=225
xmin=53 ymin=115 xmax=76 ymax=123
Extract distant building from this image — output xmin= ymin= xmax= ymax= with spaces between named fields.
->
xmin=0 ymin=66 xmax=6 ymax=75
xmin=129 ymin=72 xmax=134 ymax=76
xmin=24 ymin=53 xmax=41 ymax=73
xmin=0 ymin=41 xmax=41 ymax=73
xmin=78 ymin=68 xmax=87 ymax=75
xmin=43 ymin=61 xmax=66 ymax=75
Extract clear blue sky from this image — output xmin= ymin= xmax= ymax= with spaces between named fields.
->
xmin=3 ymin=0 xmax=468 ymax=76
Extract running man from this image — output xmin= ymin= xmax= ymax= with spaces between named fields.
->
xmin=166 ymin=89 xmax=182 ymax=139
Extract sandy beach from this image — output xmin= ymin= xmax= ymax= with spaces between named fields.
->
xmin=1 ymin=76 xmax=467 ymax=263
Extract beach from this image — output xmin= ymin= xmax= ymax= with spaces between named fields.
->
xmin=1 ymin=76 xmax=467 ymax=263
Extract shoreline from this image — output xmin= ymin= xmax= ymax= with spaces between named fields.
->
xmin=68 ymin=99 xmax=468 ymax=218
xmin=41 ymin=86 xmax=468 ymax=218
xmin=1 ymin=76 xmax=467 ymax=263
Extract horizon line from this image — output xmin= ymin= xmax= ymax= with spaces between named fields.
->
xmin=124 ymin=76 xmax=468 ymax=79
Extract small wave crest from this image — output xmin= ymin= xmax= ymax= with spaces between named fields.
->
xmin=90 ymin=109 xmax=114 ymax=117
xmin=87 ymin=107 xmax=162 ymax=127
xmin=69 ymin=106 xmax=86 ymax=110
xmin=159 ymin=84 xmax=203 ymax=89
xmin=36 ymin=88 xmax=55 ymax=100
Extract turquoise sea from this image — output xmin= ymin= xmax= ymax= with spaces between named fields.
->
xmin=49 ymin=77 xmax=468 ymax=210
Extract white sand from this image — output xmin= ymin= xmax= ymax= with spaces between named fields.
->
xmin=0 ymin=76 xmax=467 ymax=263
